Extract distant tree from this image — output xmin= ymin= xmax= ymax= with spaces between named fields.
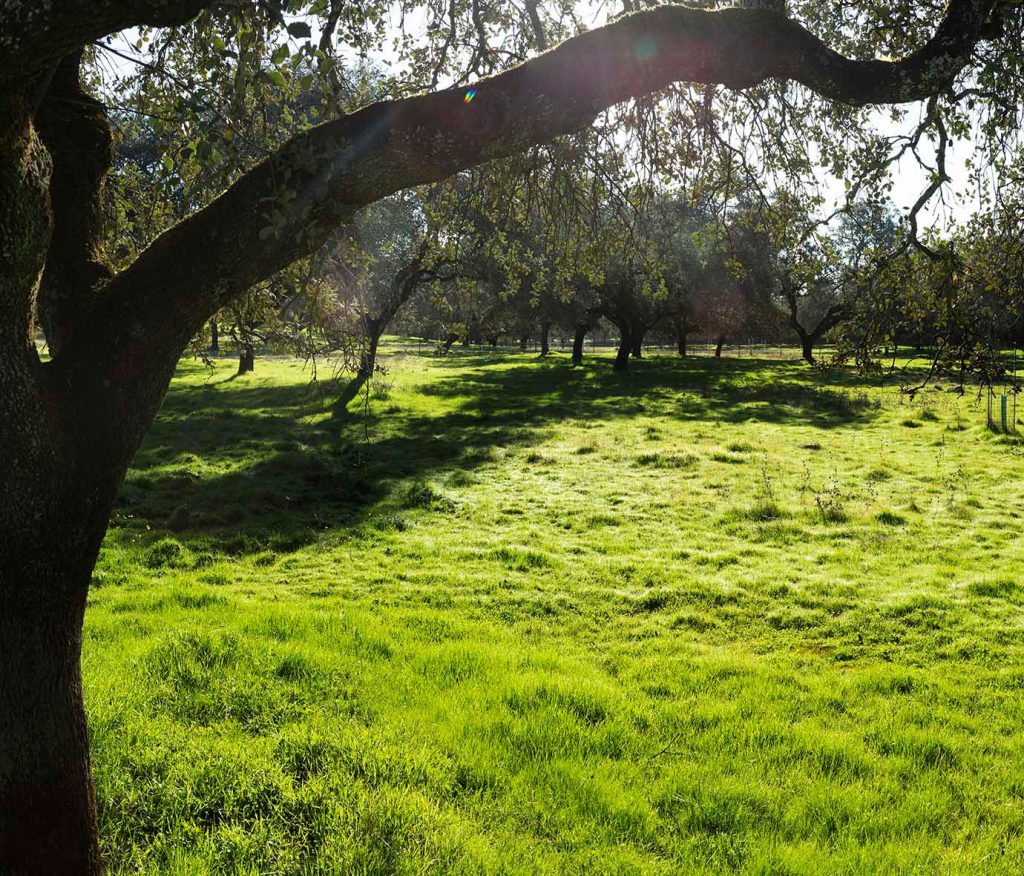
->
xmin=321 ymin=191 xmax=444 ymax=410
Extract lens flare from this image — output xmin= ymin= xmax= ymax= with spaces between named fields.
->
xmin=464 ymin=88 xmax=477 ymax=104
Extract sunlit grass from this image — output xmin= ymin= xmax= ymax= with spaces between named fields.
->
xmin=85 ymin=347 xmax=1024 ymax=873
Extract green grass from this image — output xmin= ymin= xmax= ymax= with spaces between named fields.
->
xmin=85 ymin=347 xmax=1024 ymax=873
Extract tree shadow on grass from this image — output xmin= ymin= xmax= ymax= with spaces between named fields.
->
xmin=419 ymin=354 xmax=887 ymax=429
xmin=111 ymin=353 xmax=887 ymax=558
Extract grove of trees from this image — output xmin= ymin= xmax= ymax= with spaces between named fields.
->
xmin=1 ymin=0 xmax=1021 ymax=870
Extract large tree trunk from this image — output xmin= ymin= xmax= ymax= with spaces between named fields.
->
xmin=539 ymin=320 xmax=551 ymax=357
xmin=1 ymin=569 xmax=100 ymax=875
xmin=0 ymin=81 xmax=110 ymax=876
xmin=571 ymin=323 xmax=589 ymax=366
xmin=631 ymin=332 xmax=644 ymax=359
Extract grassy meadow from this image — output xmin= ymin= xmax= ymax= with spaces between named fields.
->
xmin=84 ymin=346 xmax=1024 ymax=874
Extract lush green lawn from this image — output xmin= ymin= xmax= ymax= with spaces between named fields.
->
xmin=85 ymin=347 xmax=1024 ymax=874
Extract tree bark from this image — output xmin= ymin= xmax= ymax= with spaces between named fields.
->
xmin=539 ymin=320 xmax=551 ymax=356
xmin=631 ymin=332 xmax=644 ymax=359
xmin=0 ymin=87 xmax=114 ymax=858
xmin=715 ymin=335 xmax=726 ymax=358
xmin=34 ymin=51 xmax=113 ymax=356
xmin=1 ymin=579 xmax=100 ymax=875
xmin=571 ymin=323 xmax=589 ymax=366
xmin=237 ymin=341 xmax=254 ymax=374
xmin=209 ymin=318 xmax=219 ymax=353
xmin=614 ymin=330 xmax=632 ymax=371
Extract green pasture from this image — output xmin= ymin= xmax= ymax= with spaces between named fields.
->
xmin=85 ymin=348 xmax=1024 ymax=874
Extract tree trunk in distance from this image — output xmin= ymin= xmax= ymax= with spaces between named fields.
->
xmin=715 ymin=336 xmax=725 ymax=358
xmin=209 ymin=318 xmax=219 ymax=353
xmin=572 ymin=324 xmax=588 ymax=366
xmin=539 ymin=321 xmax=551 ymax=356
xmin=614 ymin=330 xmax=632 ymax=371
xmin=334 ymin=334 xmax=380 ymax=414
xmin=631 ymin=332 xmax=643 ymax=359
xmin=237 ymin=342 xmax=254 ymax=374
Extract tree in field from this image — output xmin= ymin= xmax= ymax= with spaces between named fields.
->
xmin=648 ymin=194 xmax=730 ymax=358
xmin=836 ymin=177 xmax=1024 ymax=386
xmin=775 ymin=198 xmax=903 ymax=365
xmin=723 ymin=193 xmax=833 ymax=363
xmin=594 ymin=259 xmax=662 ymax=369
xmin=318 ymin=190 xmax=445 ymax=411
xmin=0 ymin=0 xmax=1013 ymax=869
